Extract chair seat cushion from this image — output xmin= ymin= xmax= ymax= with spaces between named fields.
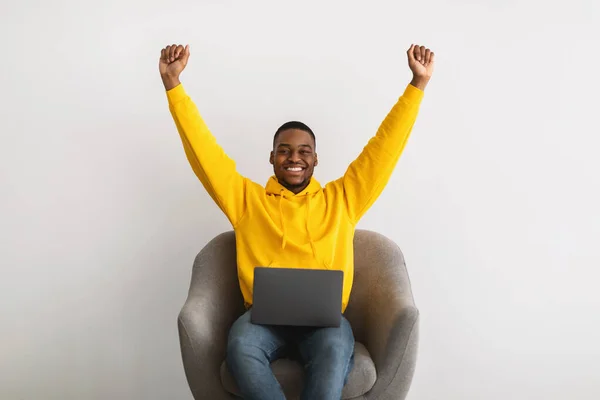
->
xmin=220 ymin=341 xmax=377 ymax=399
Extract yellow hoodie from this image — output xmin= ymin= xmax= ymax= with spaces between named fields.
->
xmin=167 ymin=83 xmax=423 ymax=312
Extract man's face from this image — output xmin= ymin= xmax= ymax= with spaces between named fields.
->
xmin=270 ymin=129 xmax=318 ymax=193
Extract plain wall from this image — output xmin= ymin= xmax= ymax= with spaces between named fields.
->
xmin=1 ymin=0 xmax=599 ymax=399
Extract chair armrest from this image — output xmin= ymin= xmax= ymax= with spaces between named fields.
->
xmin=349 ymin=230 xmax=420 ymax=400
xmin=364 ymin=301 xmax=419 ymax=400
xmin=178 ymin=232 xmax=244 ymax=400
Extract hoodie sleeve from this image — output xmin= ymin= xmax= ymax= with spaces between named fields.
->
xmin=167 ymin=84 xmax=246 ymax=226
xmin=339 ymin=84 xmax=424 ymax=223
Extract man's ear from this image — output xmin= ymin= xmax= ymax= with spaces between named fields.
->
xmin=314 ymin=154 xmax=318 ymax=167
xmin=269 ymin=151 xmax=274 ymax=165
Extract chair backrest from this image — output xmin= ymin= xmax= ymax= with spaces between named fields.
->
xmin=344 ymin=230 xmax=415 ymax=343
xmin=188 ymin=229 xmax=415 ymax=343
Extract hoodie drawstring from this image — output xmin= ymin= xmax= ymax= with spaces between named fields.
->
xmin=278 ymin=191 xmax=287 ymax=249
xmin=305 ymin=194 xmax=318 ymax=260
xmin=277 ymin=190 xmax=319 ymax=262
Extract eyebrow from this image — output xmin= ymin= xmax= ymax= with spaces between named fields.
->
xmin=277 ymin=143 xmax=313 ymax=149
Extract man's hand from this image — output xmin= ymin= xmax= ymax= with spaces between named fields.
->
xmin=159 ymin=44 xmax=190 ymax=91
xmin=407 ymin=44 xmax=435 ymax=91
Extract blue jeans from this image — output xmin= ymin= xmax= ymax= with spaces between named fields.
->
xmin=226 ymin=310 xmax=355 ymax=400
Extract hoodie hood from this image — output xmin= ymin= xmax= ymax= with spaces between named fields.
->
xmin=265 ymin=175 xmax=322 ymax=196
xmin=265 ymin=176 xmax=325 ymax=267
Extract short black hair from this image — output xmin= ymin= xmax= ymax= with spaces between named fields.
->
xmin=273 ymin=121 xmax=316 ymax=149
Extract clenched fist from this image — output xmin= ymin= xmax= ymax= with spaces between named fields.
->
xmin=159 ymin=44 xmax=190 ymax=91
xmin=407 ymin=44 xmax=435 ymax=91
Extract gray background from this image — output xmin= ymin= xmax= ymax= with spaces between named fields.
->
xmin=1 ymin=0 xmax=598 ymax=399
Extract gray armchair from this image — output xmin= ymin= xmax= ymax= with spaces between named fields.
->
xmin=178 ymin=230 xmax=419 ymax=400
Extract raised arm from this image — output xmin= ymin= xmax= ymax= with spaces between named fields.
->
xmin=160 ymin=44 xmax=246 ymax=226
xmin=338 ymin=44 xmax=435 ymax=223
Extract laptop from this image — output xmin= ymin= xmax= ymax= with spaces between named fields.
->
xmin=251 ymin=267 xmax=344 ymax=328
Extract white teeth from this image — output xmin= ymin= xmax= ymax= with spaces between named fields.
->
xmin=286 ymin=167 xmax=302 ymax=171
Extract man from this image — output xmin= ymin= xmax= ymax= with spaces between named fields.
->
xmin=160 ymin=43 xmax=434 ymax=400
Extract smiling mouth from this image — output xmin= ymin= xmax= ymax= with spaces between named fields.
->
xmin=284 ymin=166 xmax=305 ymax=172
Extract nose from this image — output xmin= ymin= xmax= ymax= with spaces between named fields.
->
xmin=288 ymin=151 xmax=301 ymax=163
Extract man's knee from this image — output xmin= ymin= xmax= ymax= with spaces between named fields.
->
xmin=318 ymin=336 xmax=354 ymax=358
xmin=227 ymin=338 xmax=261 ymax=368
xmin=227 ymin=312 xmax=283 ymax=367
xmin=313 ymin=321 xmax=355 ymax=360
